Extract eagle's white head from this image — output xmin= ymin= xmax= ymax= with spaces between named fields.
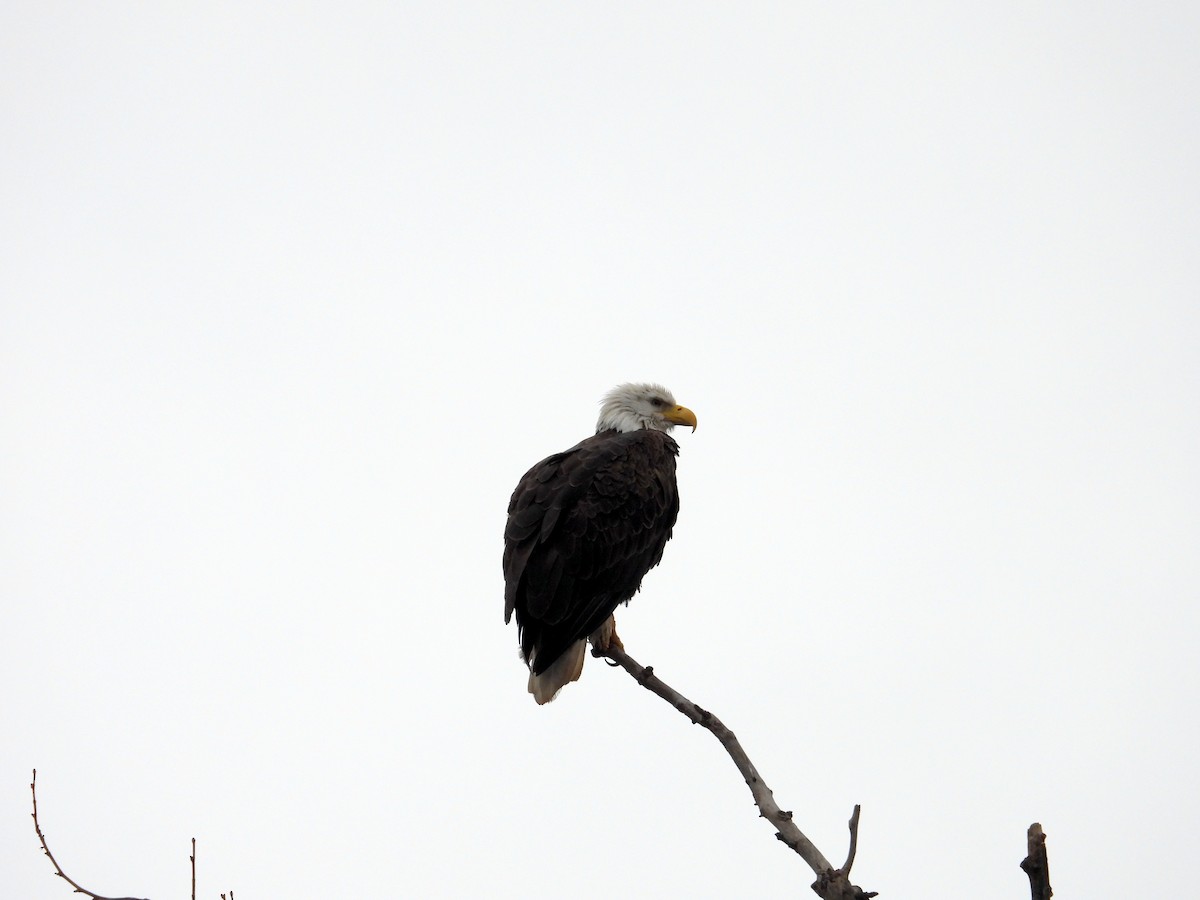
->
xmin=596 ymin=383 xmax=698 ymax=434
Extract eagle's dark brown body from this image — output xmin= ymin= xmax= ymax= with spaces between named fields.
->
xmin=503 ymin=428 xmax=681 ymax=679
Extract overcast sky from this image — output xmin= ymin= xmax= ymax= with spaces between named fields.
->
xmin=2 ymin=3 xmax=1197 ymax=898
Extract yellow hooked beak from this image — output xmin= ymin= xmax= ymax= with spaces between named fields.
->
xmin=662 ymin=404 xmax=698 ymax=432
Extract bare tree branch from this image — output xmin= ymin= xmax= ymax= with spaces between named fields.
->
xmin=842 ymin=805 xmax=863 ymax=875
xmin=30 ymin=769 xmax=150 ymax=900
xmin=1020 ymin=822 xmax=1052 ymax=900
xmin=190 ymin=838 xmax=196 ymax=900
xmin=593 ymin=645 xmax=878 ymax=899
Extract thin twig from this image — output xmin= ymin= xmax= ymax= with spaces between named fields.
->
xmin=593 ymin=646 xmax=877 ymax=899
xmin=190 ymin=838 xmax=196 ymax=900
xmin=30 ymin=769 xmax=150 ymax=900
xmin=842 ymin=805 xmax=862 ymax=875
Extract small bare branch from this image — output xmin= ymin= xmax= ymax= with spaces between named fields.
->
xmin=190 ymin=838 xmax=196 ymax=900
xmin=842 ymin=805 xmax=862 ymax=875
xmin=30 ymin=769 xmax=150 ymax=900
xmin=1020 ymin=822 xmax=1053 ymax=900
xmin=593 ymin=646 xmax=877 ymax=899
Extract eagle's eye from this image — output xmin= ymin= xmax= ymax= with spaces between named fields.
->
xmin=650 ymin=397 xmax=664 ymax=408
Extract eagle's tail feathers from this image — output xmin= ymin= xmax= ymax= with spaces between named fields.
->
xmin=528 ymin=640 xmax=587 ymax=705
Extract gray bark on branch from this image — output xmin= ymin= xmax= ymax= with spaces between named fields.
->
xmin=592 ymin=644 xmax=878 ymax=899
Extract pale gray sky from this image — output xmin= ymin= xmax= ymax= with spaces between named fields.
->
xmin=3 ymin=3 xmax=1197 ymax=898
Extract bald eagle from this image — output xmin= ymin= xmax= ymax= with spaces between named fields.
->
xmin=504 ymin=383 xmax=697 ymax=704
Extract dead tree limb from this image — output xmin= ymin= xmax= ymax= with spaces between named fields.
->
xmin=1020 ymin=822 xmax=1052 ymax=900
xmin=593 ymin=645 xmax=877 ymax=899
xmin=30 ymin=769 xmax=150 ymax=900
